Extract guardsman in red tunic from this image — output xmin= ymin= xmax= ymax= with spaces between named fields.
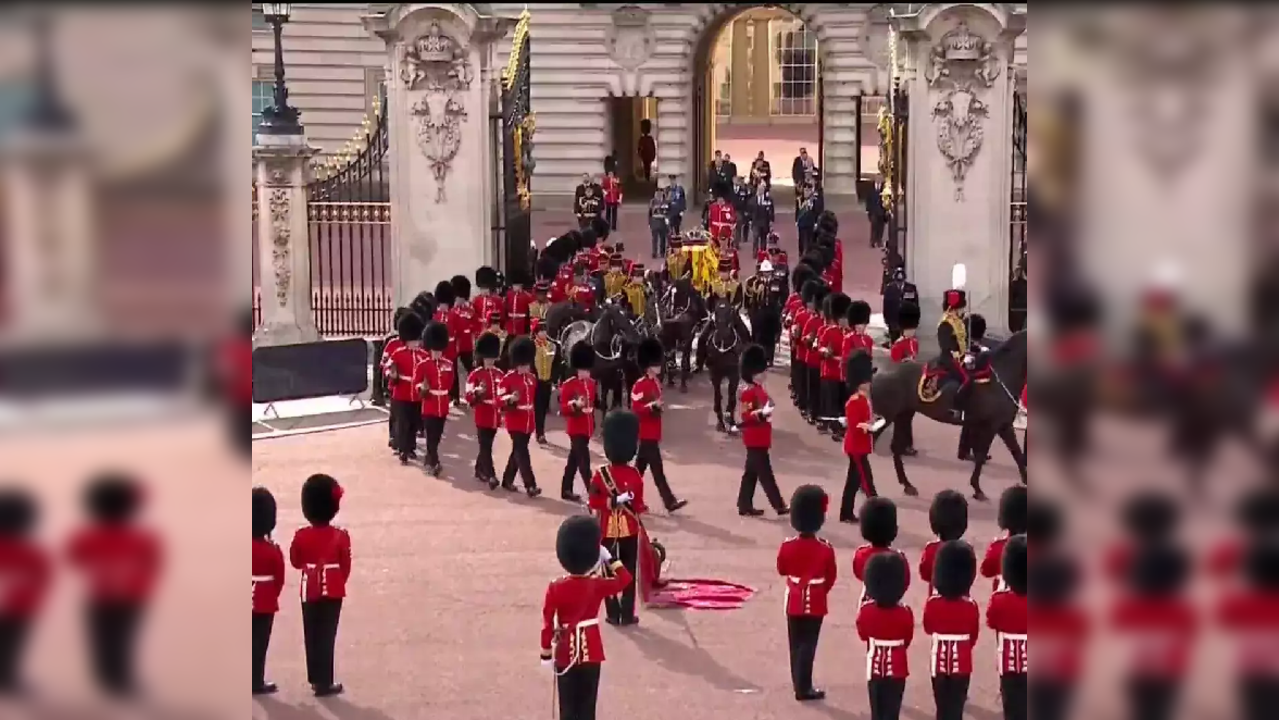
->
xmin=840 ymin=352 xmax=878 ymax=521
xmin=450 ymin=275 xmax=478 ymax=378
xmin=0 ymin=488 xmax=50 ymax=694
xmin=540 ymin=516 xmax=633 ymax=720
xmin=840 ymin=300 xmax=876 ymax=414
xmin=788 ymin=281 xmax=814 ymax=409
xmin=920 ymin=490 xmax=969 ymax=593
xmin=982 ymin=486 xmax=1027 ymax=592
xmin=1207 ymin=487 xmax=1279 ymax=582
xmin=560 ymin=342 xmax=598 ymax=502
xmin=853 ymin=497 xmax=910 ymax=605
xmin=570 ymin=266 xmax=597 ymax=312
xmin=1105 ymin=491 xmax=1180 ymax=583
xmin=551 ymin=264 xmax=572 ymax=304
xmin=1028 ymin=552 xmax=1087 ymax=720
xmin=737 ymin=344 xmax=789 ymax=516
xmin=817 ymin=293 xmax=851 ymax=437
xmin=987 ymin=535 xmax=1029 ymax=720
xmin=785 ymin=265 xmax=816 ymax=401
xmin=888 ymin=302 xmax=921 ymax=455
xmin=857 ymin=551 xmax=914 ymax=720
xmin=924 ymin=541 xmax=980 ymax=720
xmin=497 ymin=338 xmax=542 ymax=495
xmin=504 ymin=270 xmax=534 ymax=337
xmin=413 ymin=321 xmax=455 ymax=476
xmin=587 ymin=410 xmax=648 ymax=625
xmin=473 ymin=266 xmax=504 ymax=334
xmin=801 ymin=285 xmax=830 ymax=426
xmin=708 ymin=193 xmax=736 ymax=245
xmin=387 ymin=312 xmax=426 ymax=461
xmin=379 ymin=307 xmax=413 ymax=448
xmin=431 ymin=281 xmax=461 ymax=405
xmin=1109 ymin=541 xmax=1195 ymax=720
xmin=465 ymin=333 xmax=505 ymax=485
xmin=632 ymin=338 xmax=687 ymax=512
xmin=67 ymin=474 xmax=161 ymax=697
xmin=290 ymin=474 xmax=351 ymax=697
xmin=777 ymin=485 xmax=837 ymax=701
xmin=1218 ymin=540 xmax=1279 ymax=720
xmin=251 ymin=487 xmax=285 ymax=695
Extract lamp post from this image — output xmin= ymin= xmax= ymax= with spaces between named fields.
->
xmin=258 ymin=3 xmax=303 ymax=136
xmin=22 ymin=9 xmax=75 ymax=132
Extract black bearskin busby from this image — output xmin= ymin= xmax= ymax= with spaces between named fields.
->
xmin=0 ymin=488 xmax=38 ymax=538
xmin=864 ymin=551 xmax=908 ymax=608
xmin=508 ymin=268 xmax=530 ymax=288
xmin=475 ymin=266 xmax=499 ymax=291
xmin=844 ymin=350 xmax=875 ymax=391
xmin=792 ymin=264 xmax=816 ymax=293
xmin=434 ymin=280 xmax=455 ymax=306
xmin=1236 ymin=486 xmax=1279 ymax=538
xmin=556 ymin=515 xmax=603 ymax=576
xmin=1121 ymin=490 xmax=1180 ymax=543
xmin=824 ymin=292 xmax=851 ymax=321
xmin=739 ymin=344 xmax=768 ymax=382
xmin=509 ymin=337 xmax=535 ymax=368
xmin=789 ymin=484 xmax=829 ymax=535
xmin=847 ymin=300 xmax=872 ymax=327
xmin=1127 ymin=542 xmax=1188 ymax=598
xmin=602 ymin=410 xmax=640 ymax=465
xmin=637 ymin=337 xmax=664 ymax=369
xmin=252 ymin=486 xmax=277 ymax=539
xmin=397 ymin=311 xmax=425 ymax=343
xmin=800 ymin=279 xmax=825 ymax=306
xmin=84 ymin=473 xmax=142 ymax=525
xmin=997 ymin=486 xmax=1029 ymax=536
xmin=933 ymin=540 xmax=978 ymax=600
xmin=897 ymin=302 xmax=921 ymax=330
xmin=451 ymin=274 xmax=472 ymax=301
xmin=569 ymin=341 xmax=595 ymax=372
xmin=1027 ymin=497 xmax=1064 ymax=548
xmin=391 ymin=306 xmax=412 ymax=333
xmin=423 ymin=321 xmax=450 ymax=353
xmin=816 ymin=210 xmax=839 ymax=236
xmin=809 ymin=285 xmax=830 ymax=313
xmin=1029 ymin=552 xmax=1079 ymax=606
xmin=970 ymin=313 xmax=987 ymax=341
xmin=475 ymin=332 xmax=502 ymax=360
xmin=578 ymin=227 xmax=599 ymax=250
xmin=300 ymin=473 xmax=342 ymax=526
xmin=1001 ymin=534 xmax=1029 ymax=595
xmin=929 ymin=489 xmax=969 ymax=542
xmin=1245 ymin=540 xmax=1279 ymax=590
xmin=411 ymin=290 xmax=435 ymax=317
xmin=859 ymin=497 xmax=899 ymax=548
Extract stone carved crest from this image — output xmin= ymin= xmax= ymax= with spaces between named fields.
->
xmin=400 ymin=22 xmax=474 ymax=203
xmin=926 ymin=22 xmax=1002 ymax=200
xmin=605 ymin=6 xmax=656 ymax=72
xmin=268 ymin=188 xmax=292 ymax=307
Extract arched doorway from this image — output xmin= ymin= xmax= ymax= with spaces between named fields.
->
xmin=691 ymin=5 xmax=823 ymax=201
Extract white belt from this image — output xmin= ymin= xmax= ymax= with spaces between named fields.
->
xmin=251 ymin=575 xmax=274 ymax=583
xmin=787 ymin=577 xmax=826 ymax=585
xmin=870 ymin=639 xmax=905 ymax=647
xmin=428 ymin=390 xmax=449 ymax=396
xmin=305 ymin=563 xmax=340 ymax=569
xmin=511 ymin=313 xmax=526 ymax=318
xmin=517 ymin=405 xmax=533 ymax=411
xmin=999 ymin=633 xmax=1028 ymax=641
xmin=933 ymin=634 xmax=970 ymax=641
xmin=566 ymin=618 xmax=600 ymax=629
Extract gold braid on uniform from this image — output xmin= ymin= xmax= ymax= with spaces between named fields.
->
xmin=940 ymin=311 xmax=967 ymax=358
xmin=534 ymin=338 xmax=555 ymax=381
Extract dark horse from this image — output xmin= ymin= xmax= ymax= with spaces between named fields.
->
xmin=656 ymin=278 xmax=704 ymax=392
xmin=870 ymin=330 xmax=1028 ymax=501
xmin=705 ymin=302 xmax=752 ymax=433
xmin=561 ymin=303 xmax=643 ymax=418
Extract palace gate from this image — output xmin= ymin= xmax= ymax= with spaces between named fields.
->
xmin=500 ymin=9 xmax=534 ymax=276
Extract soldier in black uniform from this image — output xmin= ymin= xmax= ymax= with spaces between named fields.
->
xmin=881 ymin=266 xmax=919 ymax=345
xmin=746 ymin=260 xmax=784 ymax=365
xmin=733 ymin=176 xmax=752 ymax=247
xmin=936 ymin=287 xmax=973 ymax=420
xmin=956 ymin=314 xmax=992 ymax=461
xmin=751 ymin=184 xmax=775 ymax=255
xmin=575 ymin=181 xmax=603 ymax=231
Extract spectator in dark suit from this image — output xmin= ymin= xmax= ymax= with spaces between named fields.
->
xmin=867 ymin=180 xmax=887 ymax=249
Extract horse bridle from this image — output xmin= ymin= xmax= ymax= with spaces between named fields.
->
xmin=590 ymin=311 xmax=626 ymax=361
xmin=709 ymin=312 xmax=742 ymax=354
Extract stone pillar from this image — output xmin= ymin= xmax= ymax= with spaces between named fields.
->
xmin=751 ymin=18 xmax=772 ymax=118
xmin=730 ymin=18 xmax=751 ymax=122
xmin=364 ymin=4 xmax=514 ymax=308
xmin=895 ymin=5 xmax=1025 ymax=336
xmin=252 ymin=136 xmax=320 ymax=346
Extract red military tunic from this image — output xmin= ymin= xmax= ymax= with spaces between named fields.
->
xmin=739 ymin=381 xmax=773 ymax=449
xmin=289 ymin=525 xmax=352 ymax=602
xmin=68 ymin=523 xmax=163 ymax=604
xmin=843 ymin=392 xmax=874 ymax=456
xmin=505 ymin=289 xmax=534 ymax=336
xmin=473 ymin=294 xmax=504 ymax=335
xmin=570 ymin=283 xmax=596 ymax=311
xmin=631 ymin=375 xmax=664 ymax=442
xmin=499 ymin=369 xmax=537 ymax=435
xmin=982 ymin=535 xmax=1011 ymax=592
xmin=432 ymin=308 xmax=458 ymax=361
xmin=386 ymin=345 xmax=426 ymax=403
xmin=919 ymin=540 xmax=941 ymax=593
xmin=853 ymin=545 xmax=911 ymax=606
xmin=251 ymin=537 xmax=286 ymax=614
xmin=790 ymin=308 xmax=812 ymax=365
xmin=1031 ymin=603 xmax=1089 ymax=681
xmin=1218 ymin=590 xmax=1279 ymax=677
xmin=840 ymin=331 xmax=876 ymax=380
xmin=219 ymin=334 xmax=253 ymax=406
xmin=0 ymin=537 xmax=50 ymax=617
xmin=540 ymin=566 xmax=634 ymax=667
xmin=602 ymin=175 xmax=622 ymax=206
xmin=449 ymin=301 xmax=478 ymax=356
xmin=465 ymin=366 xmax=504 ymax=430
xmin=560 ymin=376 xmax=598 ymax=437
xmin=987 ymin=589 xmax=1029 ymax=675
xmin=891 ymin=336 xmax=919 ymax=363
xmin=1109 ymin=593 xmax=1197 ymax=680
xmin=550 ymin=277 xmax=570 ymax=304
xmin=413 ymin=354 xmax=455 ymax=418
xmin=857 ymin=603 xmax=915 ymax=679
xmin=380 ymin=337 xmax=404 ymax=377
xmin=776 ymin=535 xmax=838 ymax=617
xmin=818 ymin=323 xmax=844 ymax=381
xmin=923 ymin=595 xmax=980 ymax=676
xmin=709 ymin=201 xmax=736 ymax=243
xmin=588 ymin=465 xmax=648 ymax=540
xmin=783 ymin=293 xmax=803 ymax=322
xmin=801 ymin=314 xmax=825 ymax=368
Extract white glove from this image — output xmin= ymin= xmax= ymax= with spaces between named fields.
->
xmin=541 ymin=658 xmax=555 ymax=668
xmin=962 ymin=353 xmax=975 ymax=368
xmin=616 ymin=491 xmax=634 ymax=504
xmin=837 ymin=416 xmax=848 ymax=427
xmin=599 ymin=545 xmax=613 ymax=563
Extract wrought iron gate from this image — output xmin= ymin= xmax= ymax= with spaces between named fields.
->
xmin=880 ymin=79 xmax=909 ymax=264
xmin=501 ymin=9 xmax=534 ymax=277
xmin=1008 ymin=89 xmax=1028 ymax=330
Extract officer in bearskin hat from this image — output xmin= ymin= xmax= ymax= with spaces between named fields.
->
xmin=925 ymin=540 xmax=979 ymax=720
xmin=798 ymin=282 xmax=829 ymax=424
xmin=290 ymin=474 xmax=351 ymax=696
xmin=839 ymin=351 xmax=878 ymax=521
xmin=497 ymin=337 xmax=542 ymax=495
xmin=921 ymin=490 xmax=969 ymax=591
xmin=251 ymin=487 xmax=284 ymax=695
xmin=776 ymin=484 xmax=836 ymax=701
xmin=586 ymin=410 xmax=648 ymax=625
xmin=853 ymin=497 xmax=908 ymax=602
xmin=540 ymin=516 xmax=632 ymax=719
xmin=857 ymin=550 xmax=913 ymax=720
xmin=1028 ymin=552 xmax=1085 ymax=720
xmin=450 ymin=274 xmax=479 ymax=379
xmin=632 ymin=337 xmax=687 ymax=512
xmin=560 ymin=341 xmax=599 ymax=502
xmin=0 ymin=487 xmax=47 ymax=694
xmin=474 ymin=266 xmax=504 ymax=330
xmin=816 ymin=292 xmax=852 ymax=436
xmin=738 ymin=344 xmax=789 ymax=516
xmin=988 ymin=535 xmax=1030 ymax=720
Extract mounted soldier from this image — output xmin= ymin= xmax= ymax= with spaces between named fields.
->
xmin=603 ymin=252 xmax=628 ymax=303
xmin=933 ymin=264 xmax=985 ymax=420
xmin=664 ymin=235 xmax=690 ymax=284
xmin=624 ymin=264 xmax=648 ymax=320
xmin=707 ymin=258 xmax=743 ymax=313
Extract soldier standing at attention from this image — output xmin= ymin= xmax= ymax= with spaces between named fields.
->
xmin=982 ymin=487 xmax=1028 ymax=592
xmin=587 ymin=410 xmax=648 ymax=626
xmin=924 ymin=541 xmax=980 ymax=720
xmin=252 ymin=487 xmax=285 ymax=696
xmin=602 ymin=169 xmax=623 ymax=231
xmin=560 ymin=342 xmax=598 ymax=502
xmin=919 ymin=490 xmax=969 ymax=593
xmin=737 ymin=344 xmax=790 ymax=517
xmin=632 ymin=337 xmax=687 ymax=512
xmin=432 ymin=281 xmax=461 ymax=404
xmin=776 ymin=484 xmax=837 ymax=702
xmin=857 ymin=551 xmax=914 ymax=720
xmin=531 ymin=318 xmax=556 ymax=444
xmin=465 ymin=333 xmax=505 ymax=486
xmin=648 ymin=187 xmax=671 ymax=259
xmin=473 ymin=266 xmax=505 ymax=333
xmin=290 ymin=473 xmax=351 ymax=697
xmin=387 ymin=312 xmax=426 ymax=463
xmin=604 ymin=253 xmax=628 ymax=302
xmin=881 ymin=267 xmax=919 ymax=344
xmin=987 ymin=536 xmax=1029 ymax=720
xmin=802 ymin=284 xmax=831 ymax=427
xmin=624 ymin=264 xmax=647 ymax=319
xmin=576 ymin=182 xmax=603 ymax=231
xmin=817 ymin=293 xmax=852 ymax=437
xmin=497 ymin=338 xmax=542 ymax=495
xmin=840 ymin=351 xmax=879 ymax=523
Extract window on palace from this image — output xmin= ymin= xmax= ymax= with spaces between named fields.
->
xmin=252 ymin=80 xmax=273 ymax=135
xmin=772 ymin=19 xmax=817 ymax=116
xmin=0 ymin=80 xmax=31 ymax=139
xmin=715 ymin=64 xmax=731 ymax=118
xmin=251 ymin=6 xmax=269 ymax=31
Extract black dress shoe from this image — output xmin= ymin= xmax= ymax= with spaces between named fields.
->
xmin=313 ymin=683 xmax=344 ymax=697
xmin=252 ymin=682 xmax=278 ymax=695
xmin=776 ymin=506 xmax=790 ymax=516
xmin=489 ymin=477 xmax=501 ymax=490
xmin=902 ymin=448 xmax=919 ymax=457
xmin=562 ymin=492 xmax=583 ymax=503
xmin=795 ymin=688 xmax=826 ymax=701
xmin=536 ymin=435 xmax=549 ymax=445
xmin=526 ymin=486 xmax=543 ymax=498
xmin=502 ymin=481 xmax=520 ymax=492
xmin=605 ymin=616 xmax=622 ymax=626
xmin=738 ymin=507 xmax=765 ymax=517
xmin=620 ymin=616 xmax=640 ymax=626
xmin=666 ymin=499 xmax=689 ymax=512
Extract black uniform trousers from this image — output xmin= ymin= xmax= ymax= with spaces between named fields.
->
xmin=1240 ymin=676 xmax=1279 ymax=720
xmin=1029 ymin=678 xmax=1075 ymax=720
xmin=453 ymin=355 xmax=476 ymax=403
xmin=792 ymin=353 xmax=807 ymax=407
xmin=391 ymin=399 xmax=422 ymax=457
xmin=603 ymin=534 xmax=639 ymax=622
xmin=0 ymin=615 xmax=31 ymax=691
xmin=806 ymin=366 xmax=823 ymax=421
xmin=86 ymin=600 xmax=144 ymax=696
xmin=604 ymin=203 xmax=619 ymax=230
xmin=301 ymin=599 xmax=342 ymax=689
xmin=556 ymin=663 xmax=602 ymax=720
xmin=738 ymin=448 xmax=786 ymax=511
xmin=251 ymin=612 xmax=274 ymax=690
xmin=562 ymin=435 xmax=593 ymax=496
xmin=475 ymin=427 xmax=498 ymax=479
xmin=502 ymin=432 xmax=538 ymax=488
xmin=868 ymin=678 xmax=907 ymax=720
xmin=786 ymin=616 xmax=823 ymax=693
xmin=932 ymin=675 xmax=971 ymax=720
xmin=534 ymin=380 xmax=553 ymax=438
xmin=820 ymin=378 xmax=843 ymax=431
xmin=894 ymin=411 xmax=916 ymax=451
xmin=840 ymin=454 xmax=877 ymax=521
xmin=1125 ymin=677 xmax=1178 ymax=720
xmin=422 ymin=415 xmax=447 ymax=467
xmin=870 ymin=216 xmax=886 ymax=248
xmin=1000 ymin=673 xmax=1028 ymax=720
xmin=635 ymin=440 xmax=678 ymax=508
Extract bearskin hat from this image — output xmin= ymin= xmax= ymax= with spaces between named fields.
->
xmin=792 ymin=264 xmax=816 ymax=292
xmin=1245 ymin=540 xmax=1279 ymax=590
xmin=800 ymin=279 xmax=825 ymax=305
xmin=546 ymin=234 xmax=578 ymax=263
xmin=475 ymin=332 xmax=502 ymax=360
xmin=410 ymin=290 xmax=436 ymax=319
xmin=929 ymin=489 xmax=969 ymax=542
xmin=450 ymin=275 xmax=472 ymax=300
xmin=637 ymin=337 xmax=664 ymax=369
xmin=433 ymin=280 xmax=455 ymax=306
xmin=591 ymin=216 xmax=611 ymax=242
xmin=1029 ymin=552 xmax=1079 ymax=606
xmin=569 ymin=341 xmax=595 ymax=371
xmin=252 ymin=486 xmax=277 ymax=539
xmin=933 ymin=540 xmax=978 ymax=600
xmin=1127 ymin=542 xmax=1188 ymax=597
xmin=397 ymin=311 xmax=425 ymax=343
xmin=423 ymin=321 xmax=450 ymax=352
xmin=844 ymin=350 xmax=875 ymax=389
xmin=859 ymin=497 xmax=899 ymax=548
xmin=897 ymin=302 xmax=921 ymax=330
xmin=1001 ymin=534 xmax=1029 ymax=595
xmin=809 ymin=285 xmax=830 ymax=311
xmin=864 ymin=551 xmax=908 ymax=607
xmin=997 ymin=486 xmax=1029 ymax=535
xmin=300 ymin=473 xmax=342 ymax=526
xmin=603 ymin=410 xmax=640 ymax=465
xmin=825 ymin=292 xmax=851 ymax=321
xmin=0 ymin=488 xmax=38 ymax=538
xmin=1027 ymin=497 xmax=1064 ymax=548
xmin=847 ymin=299 xmax=872 ymax=326
xmin=556 ymin=515 xmax=603 ymax=576
xmin=85 ymin=473 xmax=142 ymax=525
xmin=817 ymin=209 xmax=838 ymax=232
xmin=475 ymin=266 xmax=499 ymax=290
xmin=739 ymin=343 xmax=768 ymax=381
xmin=970 ymin=313 xmax=987 ymax=340
xmin=578 ymin=226 xmax=599 ymax=250
xmin=1121 ymin=490 xmax=1180 ymax=543
xmin=790 ymin=484 xmax=828 ymax=535
xmin=508 ymin=269 xmax=531 ymax=287
xmin=390 ymin=306 xmax=411 ymax=333
xmin=509 ymin=336 xmax=535 ymax=367
xmin=1236 ymin=486 xmax=1279 ymax=538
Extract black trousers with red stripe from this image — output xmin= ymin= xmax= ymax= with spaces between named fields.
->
xmin=840 ymin=454 xmax=877 ymax=521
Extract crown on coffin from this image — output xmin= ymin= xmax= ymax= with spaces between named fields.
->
xmin=418 ymin=23 xmax=453 ymax=62
xmin=942 ymin=23 xmax=982 ymax=61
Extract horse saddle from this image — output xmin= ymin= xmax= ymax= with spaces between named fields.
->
xmin=918 ymin=363 xmax=952 ymax=403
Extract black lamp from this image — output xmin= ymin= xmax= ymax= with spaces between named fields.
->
xmin=22 ymin=9 xmax=75 ymax=132
xmin=258 ymin=4 xmax=304 ymax=136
